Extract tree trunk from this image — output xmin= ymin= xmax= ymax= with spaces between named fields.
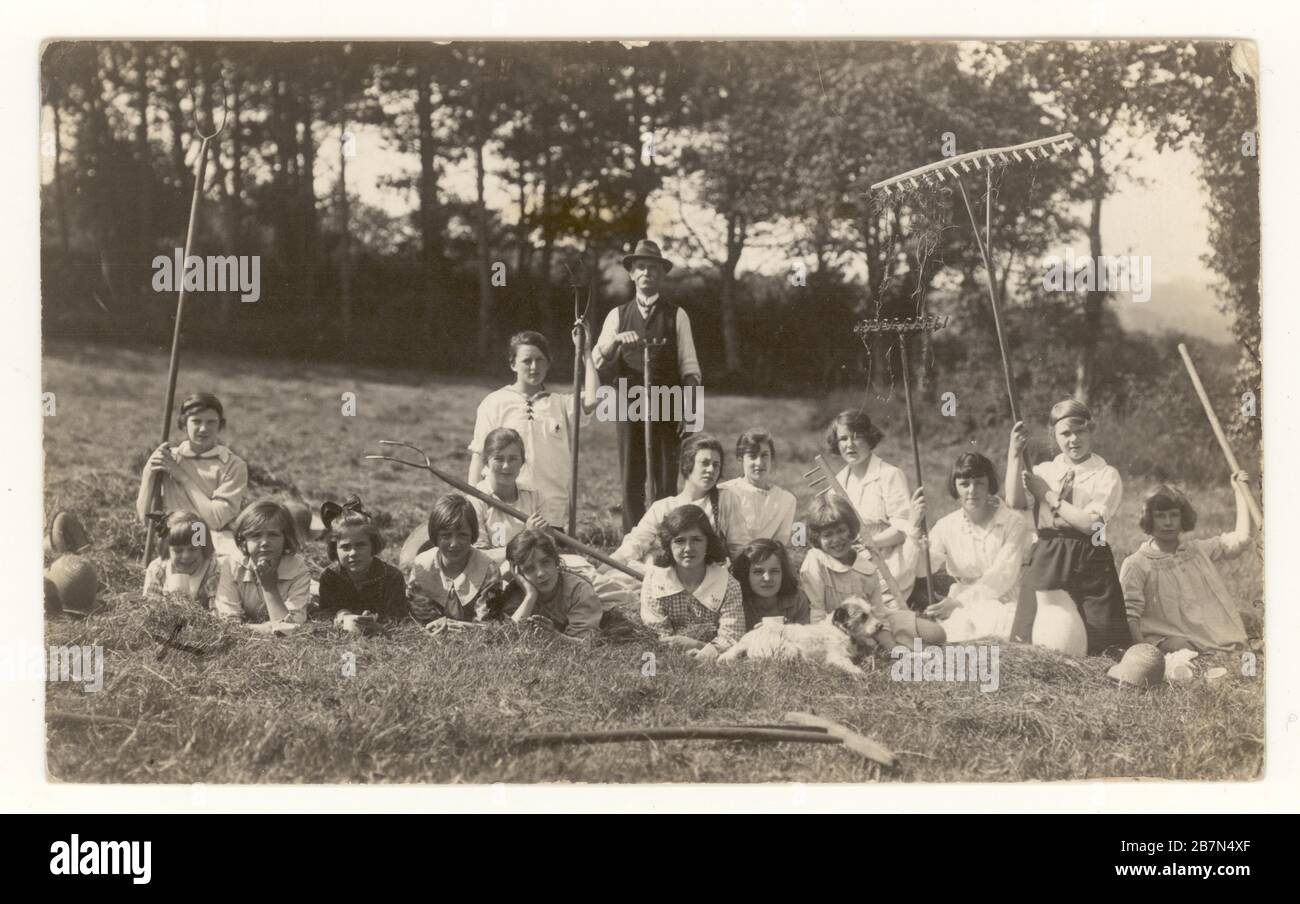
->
xmin=134 ymin=47 xmax=153 ymax=267
xmin=52 ymin=100 xmax=70 ymax=253
xmin=718 ymin=211 xmax=744 ymax=375
xmin=474 ymin=124 xmax=494 ymax=359
xmin=219 ymin=73 xmax=242 ymax=336
xmin=298 ymin=81 xmax=318 ymax=314
xmin=416 ymin=59 xmax=445 ymax=349
xmin=337 ymin=111 xmax=353 ymax=350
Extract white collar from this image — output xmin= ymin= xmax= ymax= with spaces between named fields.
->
xmin=811 ymin=546 xmax=877 ymax=576
xmin=635 ymin=293 xmax=661 ymax=310
xmin=645 ymin=562 xmax=730 ymax=611
xmin=839 ymin=455 xmax=883 ymax=484
xmin=1051 ymin=452 xmax=1107 ymax=475
xmin=176 ymin=441 xmax=231 ymax=462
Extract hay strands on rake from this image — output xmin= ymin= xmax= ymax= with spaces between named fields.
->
xmin=870 ymin=132 xmax=1076 ymax=195
xmin=365 ymin=440 xmax=644 ymax=582
xmin=510 ymin=711 xmax=895 ymax=766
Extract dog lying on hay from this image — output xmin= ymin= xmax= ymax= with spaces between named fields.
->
xmin=716 ymin=597 xmax=887 ymax=677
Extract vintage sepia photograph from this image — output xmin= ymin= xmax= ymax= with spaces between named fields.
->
xmin=38 ymin=36 xmax=1263 ymax=785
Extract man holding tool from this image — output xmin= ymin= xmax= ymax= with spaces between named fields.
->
xmin=592 ymin=239 xmax=703 ymax=532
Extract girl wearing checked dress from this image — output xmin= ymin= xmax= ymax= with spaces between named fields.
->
xmin=1006 ymin=400 xmax=1132 ymax=656
xmin=1119 ymin=473 xmax=1254 ymax=653
xmin=640 ymin=504 xmax=746 ymax=662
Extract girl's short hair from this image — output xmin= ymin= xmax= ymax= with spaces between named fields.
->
xmin=505 ymin=528 xmax=559 ymax=569
xmin=652 ymin=504 xmax=728 ymax=568
xmin=483 ymin=427 xmax=527 ymax=463
xmin=151 ymin=510 xmax=214 ymax=559
xmin=426 ymin=494 xmax=479 ymax=545
xmin=948 ymin=452 xmax=1000 ymax=498
xmin=509 ymin=330 xmax=551 ymax=364
xmin=1139 ymin=484 xmax=1198 ymax=534
xmin=232 ymin=500 xmax=300 ymax=556
xmin=176 ymin=392 xmax=226 ymax=430
xmin=326 ymin=510 xmax=386 ymax=563
xmin=731 ymin=538 xmax=798 ymax=599
xmin=679 ymin=433 xmax=725 ymax=480
xmin=1049 ymin=398 xmax=1093 ymax=430
xmin=735 ymin=429 xmax=776 ymax=460
xmin=806 ymin=492 xmax=861 ymax=541
xmin=824 ymin=409 xmax=884 ymax=456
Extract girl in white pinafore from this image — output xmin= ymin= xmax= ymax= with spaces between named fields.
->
xmin=915 ymin=452 xmax=1033 ymax=642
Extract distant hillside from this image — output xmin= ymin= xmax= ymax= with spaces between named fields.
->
xmin=1111 ymin=277 xmax=1235 ymax=344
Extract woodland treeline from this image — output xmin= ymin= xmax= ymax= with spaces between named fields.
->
xmin=39 ymin=40 xmax=1259 ymax=439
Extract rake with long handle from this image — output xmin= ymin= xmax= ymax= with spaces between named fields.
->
xmin=870 ymin=133 xmax=1077 ymax=469
xmin=803 ymin=455 xmax=906 ymax=605
xmin=853 ymin=316 xmax=947 ymax=611
xmin=142 ymin=88 xmax=230 ymax=564
xmin=365 ymin=440 xmax=644 ymax=582
xmin=1178 ymin=343 xmax=1263 ymax=528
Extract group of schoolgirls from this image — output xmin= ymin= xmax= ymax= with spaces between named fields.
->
xmin=133 ymin=361 xmax=1255 ymax=662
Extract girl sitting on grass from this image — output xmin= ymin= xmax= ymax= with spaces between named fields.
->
xmin=469 ymin=427 xmax=548 ymax=559
xmin=640 ymin=504 xmax=746 ymax=662
xmin=718 ymin=429 xmax=798 ymax=545
xmin=406 ymin=494 xmax=501 ymax=625
xmin=825 ymin=410 xmax=923 ymax=605
xmin=799 ymin=493 xmax=944 ymax=650
xmin=317 ymin=495 xmax=408 ymax=633
xmin=215 ymin=500 xmax=312 ymax=633
xmin=142 ymin=510 xmax=220 ymax=609
xmin=911 ymin=452 xmax=1033 ymax=642
xmin=730 ymin=538 xmax=811 ymax=631
xmin=498 ymin=528 xmax=603 ymax=641
xmin=612 ymin=433 xmax=752 ymax=565
xmin=135 ymin=392 xmax=248 ymax=559
xmin=1007 ymin=401 xmax=1132 ymax=656
xmin=1119 ymin=472 xmax=1254 ymax=653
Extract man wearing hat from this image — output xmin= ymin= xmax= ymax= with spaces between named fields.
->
xmin=593 ymin=239 xmax=703 ymax=531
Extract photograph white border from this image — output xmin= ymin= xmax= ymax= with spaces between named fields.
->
xmin=5 ymin=0 xmax=1295 ymax=814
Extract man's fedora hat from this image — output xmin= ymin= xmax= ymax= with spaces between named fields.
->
xmin=621 ymin=239 xmax=674 ymax=273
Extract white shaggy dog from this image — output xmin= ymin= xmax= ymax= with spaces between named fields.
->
xmin=716 ymin=597 xmax=884 ymax=677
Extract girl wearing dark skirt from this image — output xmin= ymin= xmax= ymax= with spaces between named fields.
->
xmin=1005 ymin=400 xmax=1132 ymax=656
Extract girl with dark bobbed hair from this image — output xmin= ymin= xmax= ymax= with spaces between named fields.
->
xmin=1119 ymin=473 xmax=1254 ymax=652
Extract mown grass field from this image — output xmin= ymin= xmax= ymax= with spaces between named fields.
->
xmin=42 ymin=340 xmax=1264 ymax=783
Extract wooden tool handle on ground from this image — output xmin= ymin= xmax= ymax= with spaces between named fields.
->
xmin=1177 ymin=343 xmax=1263 ymax=528
xmin=785 ymin=711 xmax=896 ymax=767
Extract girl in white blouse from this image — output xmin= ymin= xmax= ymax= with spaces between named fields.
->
xmin=1005 ymin=400 xmax=1132 ymax=656
xmin=913 ymin=452 xmax=1033 ymax=642
xmin=611 ymin=433 xmax=752 ymax=565
xmin=824 ymin=410 xmax=924 ymax=605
